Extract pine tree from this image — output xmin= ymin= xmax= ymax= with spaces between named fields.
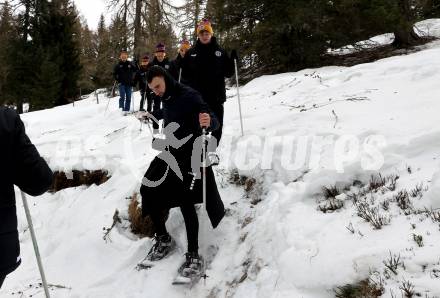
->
xmin=78 ymin=21 xmax=97 ymax=95
xmin=0 ymin=1 xmax=16 ymax=105
xmin=95 ymin=15 xmax=115 ymax=88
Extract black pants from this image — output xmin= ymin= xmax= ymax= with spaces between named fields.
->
xmin=0 ymin=274 xmax=6 ymax=288
xmin=140 ymin=88 xmax=147 ymax=111
xmin=209 ymin=104 xmax=224 ymax=144
xmin=150 ymin=202 xmax=199 ymax=253
xmin=147 ymin=95 xmax=162 ymax=129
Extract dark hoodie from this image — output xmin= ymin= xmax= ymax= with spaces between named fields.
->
xmin=169 ymin=54 xmax=185 ymax=82
xmin=140 ymin=69 xmax=225 ymax=229
xmin=181 ymin=36 xmax=234 ymax=107
xmin=151 ymin=57 xmax=172 ymax=72
xmin=150 ymin=68 xmax=219 ymax=159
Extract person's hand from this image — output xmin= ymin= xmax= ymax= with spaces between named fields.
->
xmin=136 ymin=111 xmax=151 ymax=120
xmin=231 ymin=49 xmax=238 ymax=61
xmin=199 ymin=113 xmax=211 ymax=128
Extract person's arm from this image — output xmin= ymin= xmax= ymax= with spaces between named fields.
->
xmin=131 ymin=62 xmax=138 ymax=85
xmin=181 ymin=52 xmax=195 ymax=86
xmin=223 ymin=48 xmax=235 ymax=78
xmin=11 ymin=111 xmax=53 ymax=196
xmin=151 ymin=108 xmax=164 ymax=121
xmin=196 ymin=95 xmax=219 ymax=131
xmin=133 ymin=70 xmax=140 ymax=88
xmin=169 ymin=60 xmax=179 ymax=81
xmin=136 ymin=109 xmax=164 ymax=122
xmin=113 ymin=64 xmax=119 ymax=82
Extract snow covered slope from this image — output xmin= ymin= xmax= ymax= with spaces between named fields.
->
xmin=3 ymin=19 xmax=440 ymax=298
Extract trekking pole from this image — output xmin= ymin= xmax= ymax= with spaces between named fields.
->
xmin=201 ymin=128 xmax=208 ymax=284
xmin=105 ymin=81 xmax=117 ymax=115
xmin=140 ymin=89 xmax=146 ymax=131
xmin=234 ymin=59 xmax=244 ymax=136
xmin=131 ymin=87 xmax=135 ymax=113
xmin=20 ymin=191 xmax=50 ymax=298
xmin=111 ymin=80 xmax=117 ymax=98
xmin=95 ymin=89 xmax=99 ymax=104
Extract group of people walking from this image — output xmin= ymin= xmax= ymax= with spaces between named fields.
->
xmin=113 ymin=19 xmax=238 ymax=142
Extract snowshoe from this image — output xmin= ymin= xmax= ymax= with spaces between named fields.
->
xmin=172 ymin=252 xmax=204 ymax=285
xmin=147 ymin=234 xmax=175 ymax=261
xmin=136 ymin=234 xmax=175 ymax=270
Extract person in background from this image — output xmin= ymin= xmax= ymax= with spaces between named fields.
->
xmin=170 ymin=40 xmax=191 ymax=83
xmin=182 ymin=19 xmax=238 ymax=144
xmin=133 ymin=54 xmax=155 ymax=112
xmin=151 ymin=43 xmax=172 ymax=72
xmin=113 ymin=48 xmax=136 ymax=115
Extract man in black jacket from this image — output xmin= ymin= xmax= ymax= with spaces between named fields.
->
xmin=136 ymin=66 xmax=225 ymax=279
xmin=182 ymin=19 xmax=237 ymax=143
xmin=133 ymin=54 xmax=157 ymax=112
xmin=151 ymin=43 xmax=172 ymax=72
xmin=169 ymin=40 xmax=191 ymax=83
xmin=113 ymin=48 xmax=136 ymax=115
xmin=0 ymin=108 xmax=53 ymax=288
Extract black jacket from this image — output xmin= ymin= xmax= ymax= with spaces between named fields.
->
xmin=113 ymin=60 xmax=136 ymax=85
xmin=151 ymin=57 xmax=172 ymax=73
xmin=182 ymin=37 xmax=234 ymax=106
xmin=169 ymin=54 xmax=185 ymax=83
xmin=0 ymin=108 xmax=53 ymax=276
xmin=133 ymin=65 xmax=150 ymax=93
xmin=151 ymin=71 xmax=219 ymax=159
xmin=141 ymin=73 xmax=225 ymax=228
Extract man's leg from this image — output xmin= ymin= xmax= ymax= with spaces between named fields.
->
xmin=210 ymin=104 xmax=224 ymax=144
xmin=0 ymin=274 xmax=6 ymax=288
xmin=124 ymin=85 xmax=132 ymax=112
xmin=118 ymin=84 xmax=125 ymax=109
xmin=149 ymin=207 xmax=169 ymax=237
xmin=180 ymin=202 xmax=199 ymax=254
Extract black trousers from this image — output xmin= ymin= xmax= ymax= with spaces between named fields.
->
xmin=0 ymin=274 xmax=6 ymax=288
xmin=140 ymin=88 xmax=147 ymax=111
xmin=150 ymin=202 xmax=199 ymax=254
xmin=147 ymin=95 xmax=162 ymax=129
xmin=209 ymin=104 xmax=224 ymax=144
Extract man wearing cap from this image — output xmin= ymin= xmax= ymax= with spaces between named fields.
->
xmin=113 ymin=48 xmax=136 ymax=115
xmin=136 ymin=66 xmax=225 ymax=280
xmin=170 ymin=40 xmax=191 ymax=83
xmin=151 ymin=43 xmax=172 ymax=72
xmin=133 ymin=54 xmax=156 ymax=112
xmin=182 ymin=19 xmax=237 ymax=143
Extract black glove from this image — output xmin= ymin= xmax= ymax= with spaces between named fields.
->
xmin=230 ymin=49 xmax=238 ymax=61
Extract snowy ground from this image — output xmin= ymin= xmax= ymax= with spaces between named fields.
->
xmin=3 ymin=19 xmax=440 ymax=298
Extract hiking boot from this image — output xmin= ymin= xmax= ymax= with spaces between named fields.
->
xmin=146 ymin=234 xmax=175 ymax=261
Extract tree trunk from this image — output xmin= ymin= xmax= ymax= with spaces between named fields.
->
xmin=133 ymin=0 xmax=142 ymax=62
xmin=193 ymin=0 xmax=200 ymax=43
xmin=122 ymin=0 xmax=128 ymax=49
xmin=393 ymin=26 xmax=420 ymax=47
xmin=392 ymin=0 xmax=420 ymax=48
xmin=16 ymin=0 xmax=31 ymax=114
